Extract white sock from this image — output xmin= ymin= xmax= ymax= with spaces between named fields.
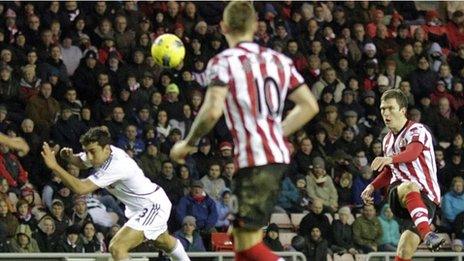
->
xmin=168 ymin=239 xmax=190 ymax=261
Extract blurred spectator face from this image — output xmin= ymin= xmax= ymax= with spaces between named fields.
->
xmin=454 ymin=134 xmax=463 ymax=148
xmin=191 ymin=185 xmax=203 ymax=197
xmin=100 ymin=19 xmax=112 ymax=34
xmin=115 ymin=16 xmax=128 ymax=32
xmin=101 ymin=85 xmax=112 ymax=98
xmin=27 ymin=51 xmax=38 ymax=65
xmin=439 ymin=64 xmax=451 ymax=77
xmin=18 ymin=234 xmax=29 ymax=247
xmin=160 ymin=74 xmax=172 ymax=87
xmin=0 ymin=200 xmax=7 ymax=216
xmin=376 ymin=24 xmax=388 ymax=38
xmin=97 ymin=73 xmax=109 ymax=87
xmin=341 ymin=28 xmax=351 ymax=39
xmin=199 ymin=142 xmax=211 ymax=155
xmin=342 ymin=92 xmax=354 ymax=104
xmin=40 ymin=83 xmax=53 ymax=98
xmin=438 ymin=97 xmax=450 ymax=114
xmin=314 ymin=6 xmax=324 ymax=19
xmin=67 ymin=164 xmax=80 ymax=177
xmin=185 ymin=2 xmax=196 ymax=17
xmin=68 ymin=232 xmax=79 ymax=245
xmin=361 ymin=167 xmax=373 ymax=180
xmin=133 ymin=51 xmax=145 ymax=64
xmin=401 ymin=45 xmax=414 ymax=60
xmin=342 ymin=128 xmax=354 ymax=141
xmin=0 ymin=179 xmax=8 ymax=194
xmin=454 ymin=82 xmax=463 ymax=93
xmin=147 ymin=144 xmax=158 ymax=156
xmin=413 ymin=41 xmax=423 ymax=55
xmin=196 ymin=22 xmax=208 ymax=35
xmin=353 ymin=24 xmax=365 ymax=39
xmin=125 ymin=125 xmax=137 ymax=140
xmin=83 ymin=222 xmax=96 ymax=239
xmin=339 ymin=172 xmax=352 ymax=189
xmin=124 ymin=1 xmax=136 ymax=11
xmin=308 ymin=55 xmax=320 ymax=69
xmin=287 ymin=41 xmax=298 ymax=55
xmin=62 ymin=37 xmax=72 ymax=48
xmin=16 ymin=34 xmax=26 ymax=47
xmin=182 ymin=71 xmax=193 ymax=81
xmin=338 ymin=58 xmax=348 ymax=71
xmin=208 ymin=164 xmax=221 ymax=179
xmin=335 ymin=38 xmax=346 ymax=50
xmin=194 ymin=60 xmax=205 ymax=71
xmin=0 ymin=67 xmax=10 ymax=81
xmin=65 ymin=89 xmax=77 ymax=103
xmin=257 ymin=21 xmax=267 ymax=34
xmin=308 ymin=20 xmax=318 ymax=35
xmin=74 ymin=200 xmax=87 ymax=214
xmin=50 ymin=46 xmax=61 ymax=60
xmin=65 ymin=1 xmax=78 ymax=11
xmin=183 ymin=104 xmax=191 ymax=119
xmin=41 ymin=218 xmax=55 ymax=235
xmin=58 ymin=187 xmax=71 ymax=198
xmin=41 ymin=30 xmax=53 ymax=46
xmin=362 ymin=205 xmax=376 ymax=219
xmin=139 ymin=34 xmax=150 ymax=46
xmin=191 ymin=39 xmax=201 ymax=52
xmin=61 ymin=108 xmax=73 ymax=120
xmin=52 ymin=203 xmax=64 ymax=218
xmin=417 ymin=57 xmax=429 ymax=70
xmin=112 ymin=107 xmax=125 ymax=122
xmin=81 ymin=108 xmax=92 ymax=121
xmin=339 ymin=211 xmax=349 ymax=223
xmin=414 ymin=28 xmax=426 ymax=42
xmin=49 ymin=1 xmax=59 ymax=12
xmin=95 ymin=1 xmax=106 ymax=14
xmin=157 ymin=111 xmax=168 ymax=125
xmin=167 ymin=1 xmax=179 ymax=18
xmin=138 ymin=108 xmax=150 ymax=122
xmin=1 ymin=49 xmax=12 ymax=63
xmin=151 ymin=92 xmax=162 ymax=106
xmin=348 ymin=78 xmax=359 ymax=90
xmin=435 ymin=150 xmax=444 ymax=163
xmin=276 ymin=25 xmax=287 ymax=38
xmin=28 ymin=16 xmax=40 ymax=30
xmin=324 ymin=69 xmax=336 ymax=83
xmin=182 ymin=220 xmax=195 ymax=235
xmin=310 ymin=227 xmax=322 ymax=241
xmin=300 ymin=138 xmax=312 ymax=155
xmin=162 ymin=162 xmax=174 ymax=177
xmin=21 ymin=119 xmax=34 ymax=133
xmin=454 ymin=178 xmax=464 ymax=194
xmin=224 ymin=162 xmax=235 ymax=177
xmin=372 ymin=142 xmax=382 ymax=156
xmin=86 ymin=56 xmax=97 ymax=68
xmin=191 ymin=94 xmax=202 ymax=108
xmin=179 ymin=166 xmax=189 ymax=180
xmin=345 ymin=114 xmax=358 ymax=127
xmin=325 ymin=110 xmax=338 ymax=123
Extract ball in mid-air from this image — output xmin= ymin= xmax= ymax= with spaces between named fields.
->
xmin=151 ymin=33 xmax=185 ymax=68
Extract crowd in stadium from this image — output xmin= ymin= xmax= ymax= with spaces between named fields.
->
xmin=1 ymin=1 xmax=464 ymax=260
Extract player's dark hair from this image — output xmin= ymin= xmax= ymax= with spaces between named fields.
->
xmin=381 ymin=89 xmax=408 ymax=110
xmin=80 ymin=127 xmax=112 ymax=147
xmin=223 ymin=1 xmax=256 ymax=35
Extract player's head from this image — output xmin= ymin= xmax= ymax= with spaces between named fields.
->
xmin=79 ymin=127 xmax=112 ymax=167
xmin=221 ymin=1 xmax=257 ymax=44
xmin=380 ymin=89 xmax=408 ymax=131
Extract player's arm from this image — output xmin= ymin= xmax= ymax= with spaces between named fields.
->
xmin=371 ymin=142 xmax=424 ymax=171
xmin=184 ymin=86 xmax=228 ymax=146
xmin=41 ymin=142 xmax=99 ymax=195
xmin=0 ymin=132 xmax=30 ymax=157
xmin=282 ymin=84 xmax=319 ymax=137
xmin=59 ymin=147 xmax=90 ymax=170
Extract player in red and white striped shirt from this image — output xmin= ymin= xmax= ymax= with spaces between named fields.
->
xmin=361 ymin=90 xmax=444 ymax=261
xmin=171 ymin=2 xmax=319 ymax=261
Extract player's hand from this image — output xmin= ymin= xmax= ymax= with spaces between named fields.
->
xmin=360 ymin=184 xmax=375 ymax=205
xmin=371 ymin=156 xmax=392 ymax=171
xmin=41 ymin=142 xmax=59 ymax=171
xmin=59 ymin=147 xmax=74 ymax=160
xmin=170 ymin=140 xmax=195 ymax=164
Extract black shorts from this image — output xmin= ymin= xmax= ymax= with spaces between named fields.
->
xmin=233 ymin=163 xmax=287 ymax=230
xmin=388 ymin=181 xmax=437 ymax=235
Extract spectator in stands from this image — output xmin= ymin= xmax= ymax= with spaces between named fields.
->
xmin=139 ymin=140 xmax=167 ymax=182
xmin=263 ymin=223 xmax=284 ymax=251
xmin=71 ymin=195 xmax=93 ymax=227
xmin=55 ymin=224 xmax=84 ymax=253
xmin=353 ymin=204 xmax=382 ymax=253
xmin=10 ymin=223 xmax=40 ymax=253
xmin=378 ymin=204 xmax=400 ymax=252
xmin=156 ymin=160 xmax=184 ymax=206
xmin=192 ymin=137 xmax=214 ymax=178
xmin=200 ymin=162 xmax=226 ymax=202
xmin=318 ymin=105 xmax=346 ymax=143
xmin=331 ymin=206 xmax=358 ymax=255
xmin=81 ymin=221 xmax=105 ymax=253
xmin=352 ymin=166 xmax=382 ymax=208
xmin=0 ymin=177 xmax=17 ymax=213
xmin=39 ymin=45 xmax=70 ymax=85
xmin=215 ymin=189 xmax=232 ymax=232
xmin=312 ymin=68 xmax=346 ymax=103
xmin=293 ymin=137 xmax=315 ymax=174
xmin=33 ymin=215 xmax=58 ymax=252
xmin=277 ymin=173 xmax=301 ymax=213
xmin=298 ymin=225 xmax=330 ymax=261
xmin=306 ymin=157 xmax=338 ymax=213
xmin=155 ymin=110 xmax=172 ymax=143
xmin=50 ymin=199 xmax=71 ymax=235
xmin=336 ymin=172 xmax=353 ymax=207
xmin=299 ymin=198 xmax=332 ymax=243
xmin=0 ymin=143 xmax=29 ymax=189
xmin=175 ymin=215 xmax=206 ymax=252
xmin=442 ymin=177 xmax=464 ymax=230
xmin=176 ymin=180 xmax=218 ymax=234
xmin=116 ymin=124 xmax=145 ymax=157
xmin=19 ymin=64 xmax=41 ymax=104
xmin=221 ymin=160 xmax=235 ymax=189
xmin=15 ymin=199 xmax=38 ymax=232
xmin=0 ymin=198 xmax=18 ymax=239
xmin=51 ymin=104 xmax=87 ymax=151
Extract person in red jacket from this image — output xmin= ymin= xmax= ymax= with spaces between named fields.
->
xmin=0 ymin=143 xmax=29 ymax=188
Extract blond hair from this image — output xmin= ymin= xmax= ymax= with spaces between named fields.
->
xmin=223 ymin=1 xmax=256 ymax=35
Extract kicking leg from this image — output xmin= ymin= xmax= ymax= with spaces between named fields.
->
xmin=395 ymin=230 xmax=420 ymax=261
xmin=108 ymin=226 xmax=144 ymax=261
xmin=154 ymin=230 xmax=190 ymax=261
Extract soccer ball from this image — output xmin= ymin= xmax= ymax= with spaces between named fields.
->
xmin=151 ymin=34 xmax=186 ymax=68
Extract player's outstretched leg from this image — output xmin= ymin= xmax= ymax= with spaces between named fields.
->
xmin=108 ymin=226 xmax=145 ymax=261
xmin=397 ymin=182 xmax=445 ymax=251
xmin=154 ymin=231 xmax=190 ymax=261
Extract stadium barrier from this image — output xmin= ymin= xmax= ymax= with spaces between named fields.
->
xmin=0 ymin=251 xmax=307 ymax=261
xmin=365 ymin=251 xmax=464 ymax=261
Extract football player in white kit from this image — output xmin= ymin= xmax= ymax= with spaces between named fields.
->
xmin=41 ymin=127 xmax=189 ymax=261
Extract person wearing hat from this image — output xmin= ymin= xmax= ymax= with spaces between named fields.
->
xmin=174 ymin=215 xmax=206 ymax=252
xmin=191 ymin=137 xmax=213 ymax=177
xmin=338 ymin=87 xmax=365 ymax=119
xmin=332 ymin=206 xmax=358 ymax=255
xmin=50 ymin=198 xmax=71 ymax=235
xmin=10 ymin=223 xmax=40 ymax=253
xmin=306 ymin=157 xmax=338 ymax=213
xmin=139 ymin=138 xmax=168 ymax=182
xmin=73 ymin=49 xmax=105 ymax=104
xmin=263 ymin=223 xmax=284 ymax=251
xmin=55 ymin=224 xmax=84 ymax=253
xmin=319 ymin=105 xmax=346 ymax=143
xmin=176 ymin=180 xmax=218 ymax=233
xmin=218 ymin=141 xmax=233 ymax=159
xmin=342 ymin=110 xmax=366 ymax=138
xmin=71 ymin=195 xmax=93 ymax=227
xmin=163 ymin=83 xmax=184 ymax=121
xmin=430 ymin=79 xmax=457 ymax=108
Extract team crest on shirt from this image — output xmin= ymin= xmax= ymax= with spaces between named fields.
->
xmin=399 ymin=138 xmax=408 ymax=149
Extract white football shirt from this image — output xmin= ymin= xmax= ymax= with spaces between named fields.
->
xmin=81 ymin=145 xmax=162 ymax=214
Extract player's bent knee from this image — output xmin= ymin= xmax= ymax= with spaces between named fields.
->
xmin=397 ymin=182 xmax=420 ymax=200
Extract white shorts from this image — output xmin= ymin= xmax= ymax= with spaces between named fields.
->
xmin=124 ymin=188 xmax=172 ymax=240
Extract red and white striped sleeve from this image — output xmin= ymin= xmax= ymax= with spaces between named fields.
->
xmin=404 ymin=124 xmax=428 ymax=145
xmin=288 ymin=59 xmax=305 ymax=93
xmin=205 ymin=55 xmax=230 ymax=88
